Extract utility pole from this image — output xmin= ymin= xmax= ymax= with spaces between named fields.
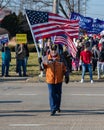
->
xmin=53 ymin=0 xmax=60 ymax=14
xmin=78 ymin=0 xmax=80 ymax=13
xmin=53 ymin=0 xmax=62 ymax=54
xmin=84 ymin=0 xmax=86 ymax=16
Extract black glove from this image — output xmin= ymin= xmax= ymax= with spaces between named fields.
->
xmin=64 ymin=76 xmax=69 ymax=84
xmin=64 ymin=71 xmax=69 ymax=84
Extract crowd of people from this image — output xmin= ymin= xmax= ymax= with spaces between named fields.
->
xmin=1 ymin=32 xmax=104 ymax=82
xmin=1 ymin=43 xmax=29 ymax=77
xmin=1 ymin=33 xmax=104 ymax=116
xmin=73 ymin=33 xmax=104 ymax=82
xmin=38 ymin=33 xmax=104 ymax=84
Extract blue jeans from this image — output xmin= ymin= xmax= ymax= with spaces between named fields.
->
xmin=2 ymin=60 xmax=10 ymax=76
xmin=97 ymin=61 xmax=104 ymax=79
xmin=18 ymin=59 xmax=26 ymax=76
xmin=24 ymin=57 xmax=28 ymax=72
xmin=48 ymin=83 xmax=62 ymax=112
xmin=81 ymin=63 xmax=93 ymax=80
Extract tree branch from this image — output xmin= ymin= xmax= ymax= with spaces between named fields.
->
xmin=59 ymin=2 xmax=69 ymax=18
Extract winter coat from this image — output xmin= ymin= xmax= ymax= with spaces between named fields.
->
xmin=43 ymin=53 xmax=66 ymax=84
xmin=2 ymin=47 xmax=11 ymax=62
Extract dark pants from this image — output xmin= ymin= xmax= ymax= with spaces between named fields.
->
xmin=2 ymin=60 xmax=10 ymax=76
xmin=16 ymin=59 xmax=19 ymax=73
xmin=48 ymin=83 xmax=62 ymax=112
xmin=18 ymin=59 xmax=26 ymax=76
xmin=92 ymin=59 xmax=98 ymax=71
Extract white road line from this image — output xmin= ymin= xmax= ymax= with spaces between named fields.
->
xmin=1 ymin=93 xmax=104 ymax=96
xmin=71 ymin=94 xmax=104 ymax=96
xmin=0 ymin=93 xmax=37 ymax=96
xmin=9 ymin=124 xmax=46 ymax=127
xmin=18 ymin=93 xmax=37 ymax=96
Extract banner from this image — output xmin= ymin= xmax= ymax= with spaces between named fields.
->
xmin=70 ymin=12 xmax=104 ymax=34
xmin=88 ymin=19 xmax=104 ymax=34
xmin=70 ymin=12 xmax=93 ymax=30
xmin=16 ymin=34 xmax=27 ymax=44
xmin=0 ymin=34 xmax=9 ymax=44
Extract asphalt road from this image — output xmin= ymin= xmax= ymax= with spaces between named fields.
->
xmin=0 ymin=80 xmax=104 ymax=130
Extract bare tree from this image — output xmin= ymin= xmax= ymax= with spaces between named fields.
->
xmin=2 ymin=0 xmax=89 ymax=18
xmin=55 ymin=0 xmax=89 ymax=18
xmin=0 ymin=0 xmax=11 ymax=9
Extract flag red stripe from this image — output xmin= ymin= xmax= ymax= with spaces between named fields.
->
xmin=32 ymin=22 xmax=79 ymax=40
xmin=26 ymin=9 xmax=79 ymax=40
xmin=33 ymin=27 xmax=79 ymax=36
xmin=54 ymin=34 xmax=77 ymax=58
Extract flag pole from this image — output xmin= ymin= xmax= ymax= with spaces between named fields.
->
xmin=53 ymin=0 xmax=60 ymax=53
xmin=25 ymin=10 xmax=40 ymax=58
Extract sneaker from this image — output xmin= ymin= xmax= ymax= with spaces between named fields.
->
xmin=38 ymin=74 xmax=43 ymax=77
xmin=81 ymin=79 xmax=84 ymax=83
xmin=38 ymin=71 xmax=44 ymax=77
xmin=57 ymin=108 xmax=61 ymax=113
xmin=98 ymin=77 xmax=100 ymax=80
xmin=91 ymin=80 xmax=93 ymax=83
xmin=50 ymin=110 xmax=56 ymax=116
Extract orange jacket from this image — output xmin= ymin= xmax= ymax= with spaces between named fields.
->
xmin=44 ymin=54 xmax=66 ymax=84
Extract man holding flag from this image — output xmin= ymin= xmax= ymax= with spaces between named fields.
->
xmin=42 ymin=44 xmax=69 ymax=116
xmin=25 ymin=9 xmax=79 ymax=115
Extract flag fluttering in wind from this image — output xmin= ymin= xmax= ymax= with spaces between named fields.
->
xmin=54 ymin=23 xmax=77 ymax=58
xmin=70 ymin=12 xmax=104 ymax=34
xmin=54 ymin=34 xmax=77 ymax=58
xmin=25 ymin=9 xmax=79 ymax=40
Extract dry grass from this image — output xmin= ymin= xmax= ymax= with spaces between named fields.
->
xmin=0 ymin=52 xmax=39 ymax=77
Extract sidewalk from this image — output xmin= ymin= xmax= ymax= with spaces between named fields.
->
xmin=0 ymin=76 xmax=29 ymax=82
xmin=0 ymin=75 xmax=104 ymax=83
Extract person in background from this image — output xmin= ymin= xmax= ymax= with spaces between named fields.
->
xmin=16 ymin=44 xmax=26 ymax=77
xmin=38 ymin=38 xmax=52 ymax=77
xmin=24 ymin=44 xmax=29 ymax=75
xmin=58 ymin=44 xmax=63 ymax=55
xmin=38 ymin=39 xmax=44 ymax=77
xmin=97 ymin=43 xmax=104 ymax=79
xmin=80 ymin=43 xmax=93 ymax=83
xmin=43 ymin=38 xmax=52 ymax=56
xmin=43 ymin=44 xmax=69 ymax=116
xmin=1 ymin=43 xmax=11 ymax=77
xmin=99 ymin=31 xmax=104 ymax=48
xmin=61 ymin=46 xmax=72 ymax=73
xmin=15 ymin=44 xmax=20 ymax=74
xmin=92 ymin=45 xmax=99 ymax=71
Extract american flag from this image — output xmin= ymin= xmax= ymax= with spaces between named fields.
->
xmin=25 ymin=9 xmax=79 ymax=40
xmin=54 ymin=34 xmax=77 ymax=58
